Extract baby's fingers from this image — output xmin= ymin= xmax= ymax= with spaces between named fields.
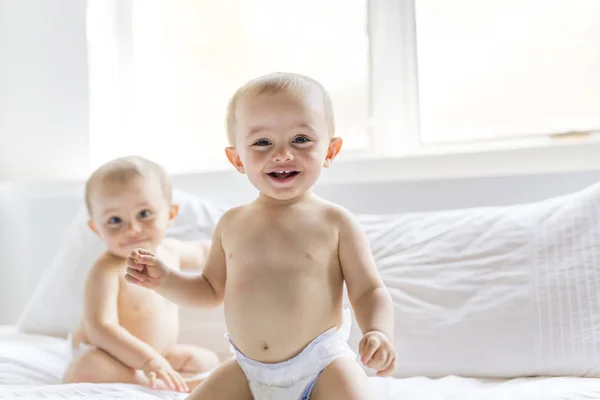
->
xmin=131 ymin=251 xmax=159 ymax=269
xmin=157 ymin=371 xmax=176 ymax=391
xmin=145 ymin=371 xmax=158 ymax=389
xmin=170 ymin=371 xmax=189 ymax=393
xmin=376 ymin=354 xmax=397 ymax=377
xmin=137 ymin=256 xmax=166 ymax=280
xmin=126 ymin=267 xmax=146 ymax=282
xmin=139 ymin=255 xmax=159 ymax=267
xmin=126 ymin=256 xmax=143 ymax=271
xmin=135 ymin=248 xmax=155 ymax=257
xmin=366 ymin=348 xmax=387 ymax=370
xmin=359 ymin=335 xmax=380 ymax=365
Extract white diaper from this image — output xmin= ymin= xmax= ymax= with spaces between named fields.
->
xmin=226 ymin=309 xmax=356 ymax=400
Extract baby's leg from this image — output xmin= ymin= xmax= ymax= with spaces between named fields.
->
xmin=164 ymin=344 xmax=221 ymax=390
xmin=185 ymin=359 xmax=252 ymax=400
xmin=62 ymin=347 xmax=151 ymax=388
xmin=310 ymin=357 xmax=373 ymax=400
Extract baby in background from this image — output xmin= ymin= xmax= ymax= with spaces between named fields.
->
xmin=126 ymin=72 xmax=397 ymax=399
xmin=62 ymin=156 xmax=220 ymax=393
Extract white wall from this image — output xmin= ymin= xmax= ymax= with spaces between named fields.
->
xmin=0 ymin=0 xmax=89 ymax=182
xmin=0 ymin=184 xmax=30 ymax=324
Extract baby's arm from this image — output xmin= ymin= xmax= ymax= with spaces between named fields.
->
xmin=337 ymin=208 xmax=393 ymax=339
xmin=84 ymin=258 xmax=163 ymax=369
xmin=129 ymin=216 xmax=229 ymax=309
xmin=336 ymin=207 xmax=396 ymax=375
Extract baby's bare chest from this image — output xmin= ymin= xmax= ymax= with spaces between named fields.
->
xmin=116 ymin=279 xmax=178 ymax=347
xmin=223 ymin=215 xmax=339 ymax=275
xmin=118 ymin=279 xmax=174 ymax=323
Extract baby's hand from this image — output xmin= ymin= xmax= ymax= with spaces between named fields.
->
xmin=359 ymin=331 xmax=397 ymax=377
xmin=141 ymin=355 xmax=189 ymax=392
xmin=126 ymin=248 xmax=170 ymax=289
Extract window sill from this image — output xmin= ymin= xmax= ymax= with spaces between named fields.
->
xmin=319 ymin=138 xmax=600 ymax=186
xmin=5 ymin=138 xmax=600 ymax=196
xmin=169 ymin=138 xmax=600 ymax=187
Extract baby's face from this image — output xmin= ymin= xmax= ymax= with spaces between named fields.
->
xmin=230 ymin=91 xmax=337 ymax=201
xmin=88 ymin=176 xmax=176 ymax=258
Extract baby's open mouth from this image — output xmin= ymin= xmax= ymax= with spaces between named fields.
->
xmin=267 ymin=170 xmax=300 ymax=180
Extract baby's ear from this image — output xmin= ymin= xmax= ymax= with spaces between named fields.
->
xmin=168 ymin=203 xmax=180 ymax=222
xmin=87 ymin=220 xmax=99 ymax=235
xmin=225 ymin=146 xmax=245 ymax=174
xmin=323 ymin=137 xmax=343 ymax=168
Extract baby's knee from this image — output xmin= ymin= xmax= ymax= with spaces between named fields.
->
xmin=189 ymin=348 xmax=221 ymax=371
xmin=311 ymin=358 xmax=372 ymax=400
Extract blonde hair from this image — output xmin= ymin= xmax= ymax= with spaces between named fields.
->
xmin=84 ymin=155 xmax=172 ymax=215
xmin=225 ymin=72 xmax=335 ymax=145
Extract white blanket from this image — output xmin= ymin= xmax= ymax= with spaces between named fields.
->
xmin=2 ymin=326 xmax=600 ymax=399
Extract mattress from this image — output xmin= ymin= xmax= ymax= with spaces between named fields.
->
xmin=2 ymin=326 xmax=600 ymax=399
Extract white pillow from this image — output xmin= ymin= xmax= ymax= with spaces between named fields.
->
xmin=16 ymin=190 xmax=232 ymax=359
xmin=345 ymin=181 xmax=600 ymax=379
xmin=20 ymin=181 xmax=600 ymax=379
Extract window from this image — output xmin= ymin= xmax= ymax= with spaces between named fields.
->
xmin=88 ymin=0 xmax=600 ymax=178
xmin=88 ymin=0 xmax=369 ymax=174
xmin=414 ymin=0 xmax=600 ymax=146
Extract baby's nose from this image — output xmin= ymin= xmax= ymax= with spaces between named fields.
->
xmin=272 ymin=147 xmax=294 ymax=162
xmin=127 ymin=221 xmax=142 ymax=232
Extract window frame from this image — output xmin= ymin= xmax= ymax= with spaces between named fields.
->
xmin=87 ymin=0 xmax=600 ymax=180
xmin=348 ymin=0 xmax=600 ymax=179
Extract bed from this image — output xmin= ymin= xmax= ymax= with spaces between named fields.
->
xmin=3 ymin=174 xmax=600 ymax=399
xmin=2 ymin=323 xmax=600 ymax=399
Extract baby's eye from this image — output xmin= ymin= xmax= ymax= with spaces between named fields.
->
xmin=107 ymin=216 xmax=121 ymax=225
xmin=292 ymin=136 xmax=311 ymax=144
xmin=139 ymin=210 xmax=152 ymax=219
xmin=253 ymin=139 xmax=271 ymax=147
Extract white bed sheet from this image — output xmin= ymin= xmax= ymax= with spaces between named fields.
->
xmin=2 ymin=326 xmax=600 ymax=400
